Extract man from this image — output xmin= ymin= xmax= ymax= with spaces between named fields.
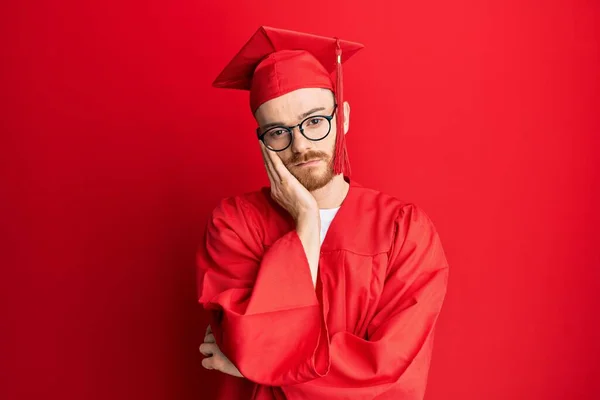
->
xmin=197 ymin=26 xmax=449 ymax=400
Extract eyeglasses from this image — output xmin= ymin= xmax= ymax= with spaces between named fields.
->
xmin=257 ymin=104 xmax=337 ymax=152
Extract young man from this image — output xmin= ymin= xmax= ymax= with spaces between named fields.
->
xmin=197 ymin=26 xmax=449 ymax=400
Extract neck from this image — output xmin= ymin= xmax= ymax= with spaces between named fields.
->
xmin=310 ymin=174 xmax=350 ymax=209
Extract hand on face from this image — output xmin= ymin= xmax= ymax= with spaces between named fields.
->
xmin=260 ymin=142 xmax=318 ymax=221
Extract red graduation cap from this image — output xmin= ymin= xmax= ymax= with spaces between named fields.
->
xmin=213 ymin=26 xmax=364 ymax=178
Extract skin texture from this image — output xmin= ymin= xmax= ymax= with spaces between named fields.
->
xmin=199 ymin=324 xmax=243 ymax=377
xmin=200 ymin=87 xmax=351 ymax=378
xmin=257 ymin=88 xmax=337 ymax=192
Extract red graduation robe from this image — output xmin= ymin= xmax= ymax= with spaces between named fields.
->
xmin=197 ymin=180 xmax=449 ymax=399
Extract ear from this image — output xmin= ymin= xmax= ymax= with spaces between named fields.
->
xmin=343 ymin=101 xmax=350 ymax=134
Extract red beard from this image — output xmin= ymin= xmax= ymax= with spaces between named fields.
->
xmin=284 ymin=149 xmax=335 ymax=192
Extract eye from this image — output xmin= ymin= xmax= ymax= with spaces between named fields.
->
xmin=307 ymin=118 xmax=322 ymax=126
xmin=268 ymin=129 xmax=286 ymax=138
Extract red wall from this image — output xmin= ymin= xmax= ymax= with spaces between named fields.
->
xmin=3 ymin=1 xmax=599 ymax=399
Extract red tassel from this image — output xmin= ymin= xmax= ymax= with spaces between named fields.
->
xmin=333 ymin=38 xmax=351 ymax=177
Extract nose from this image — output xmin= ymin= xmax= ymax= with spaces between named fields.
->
xmin=290 ymin=126 xmax=313 ymax=154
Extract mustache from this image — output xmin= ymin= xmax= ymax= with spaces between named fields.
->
xmin=285 ymin=150 xmax=330 ymax=167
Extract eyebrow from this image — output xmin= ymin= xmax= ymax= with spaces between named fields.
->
xmin=261 ymin=107 xmax=327 ymax=130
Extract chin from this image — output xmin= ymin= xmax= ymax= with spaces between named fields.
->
xmin=293 ymin=166 xmax=334 ymax=192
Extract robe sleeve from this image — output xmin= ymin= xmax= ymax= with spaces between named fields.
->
xmin=196 ymin=196 xmax=330 ymax=386
xmin=281 ymin=203 xmax=450 ymax=400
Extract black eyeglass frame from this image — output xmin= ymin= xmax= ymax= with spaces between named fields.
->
xmin=256 ymin=104 xmax=338 ymax=152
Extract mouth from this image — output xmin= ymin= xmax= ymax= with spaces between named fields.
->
xmin=294 ymin=159 xmax=322 ymax=167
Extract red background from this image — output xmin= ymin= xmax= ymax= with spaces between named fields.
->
xmin=3 ymin=1 xmax=599 ymax=399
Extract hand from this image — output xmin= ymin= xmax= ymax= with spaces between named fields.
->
xmin=260 ymin=142 xmax=318 ymax=221
xmin=199 ymin=325 xmax=244 ymax=378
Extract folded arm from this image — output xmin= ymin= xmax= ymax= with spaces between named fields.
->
xmin=197 ymin=196 xmax=328 ymax=386
xmin=281 ymin=204 xmax=449 ymax=399
xmin=198 ymin=199 xmax=448 ymax=398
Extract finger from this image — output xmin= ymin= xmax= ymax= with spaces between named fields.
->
xmin=260 ymin=143 xmax=279 ymax=183
xmin=205 ymin=324 xmax=212 ymax=336
xmin=268 ymin=149 xmax=291 ymax=180
xmin=203 ymin=353 xmax=243 ymax=378
xmin=261 ymin=142 xmax=292 ymax=181
xmin=199 ymin=343 xmax=216 ymax=357
xmin=220 ymin=361 xmax=243 ymax=378
xmin=201 ymin=352 xmax=225 ymax=372
xmin=209 ymin=353 xmax=237 ymax=377
xmin=201 ymin=356 xmax=214 ymax=370
xmin=211 ymin=354 xmax=225 ymax=372
xmin=260 ymin=142 xmax=280 ymax=182
xmin=204 ymin=333 xmax=216 ymax=344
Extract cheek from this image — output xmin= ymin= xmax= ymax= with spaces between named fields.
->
xmin=277 ymin=150 xmax=292 ymax=164
xmin=322 ymin=132 xmax=336 ymax=154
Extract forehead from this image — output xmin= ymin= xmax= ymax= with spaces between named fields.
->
xmin=255 ymin=88 xmax=334 ymax=125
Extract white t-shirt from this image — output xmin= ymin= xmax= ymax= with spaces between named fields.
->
xmin=319 ymin=207 xmax=341 ymax=245
xmin=307 ymin=207 xmax=340 ymax=288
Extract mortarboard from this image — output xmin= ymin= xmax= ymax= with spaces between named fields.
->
xmin=213 ymin=26 xmax=364 ymax=178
